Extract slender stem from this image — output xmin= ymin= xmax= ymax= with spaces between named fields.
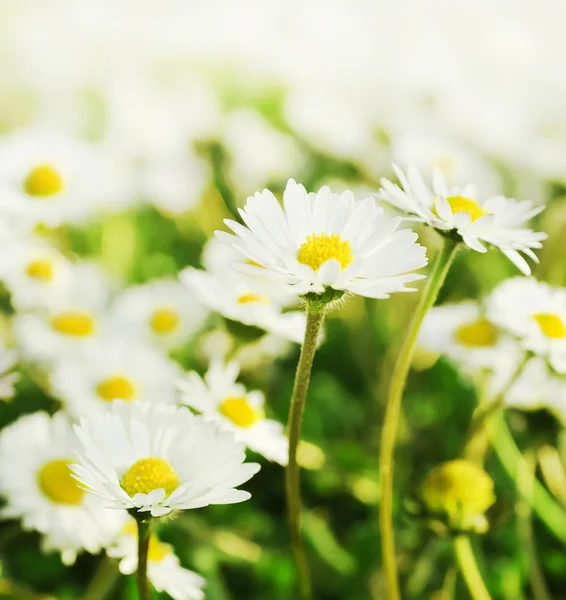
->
xmin=136 ymin=518 xmax=153 ymax=600
xmin=454 ymin=536 xmax=492 ymax=600
xmin=83 ymin=555 xmax=120 ymax=600
xmin=491 ymin=414 xmax=566 ymax=543
xmin=379 ymin=238 xmax=459 ymax=599
xmin=285 ymin=307 xmax=325 ymax=600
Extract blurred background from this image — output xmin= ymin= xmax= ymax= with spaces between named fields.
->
xmin=1 ymin=1 xmax=566 ymax=599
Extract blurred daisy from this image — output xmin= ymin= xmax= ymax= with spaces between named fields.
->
xmin=111 ymin=279 xmax=207 ymax=350
xmin=0 ymin=236 xmax=73 ymax=310
xmin=379 ymin=164 xmax=547 ymax=274
xmin=0 ymin=129 xmax=131 ymax=227
xmin=107 ymin=519 xmax=205 ymax=600
xmin=50 ymin=338 xmax=180 ymax=419
xmin=13 ymin=264 xmax=112 ymax=363
xmin=217 ymin=179 xmax=427 ymax=298
xmin=72 ymin=401 xmax=260 ymax=517
xmin=0 ymin=343 xmax=19 ymax=400
xmin=419 ymin=301 xmax=523 ymax=392
xmin=487 ymin=277 xmax=566 ymax=373
xmin=179 ymin=358 xmax=288 ymax=465
xmin=0 ymin=412 xmax=123 ymax=565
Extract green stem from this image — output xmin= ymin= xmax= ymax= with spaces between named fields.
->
xmin=491 ymin=414 xmax=566 ymax=543
xmin=136 ymin=518 xmax=153 ymax=600
xmin=83 ymin=555 xmax=120 ymax=600
xmin=379 ymin=238 xmax=459 ymax=599
xmin=285 ymin=307 xmax=325 ymax=600
xmin=454 ymin=536 xmax=492 ymax=600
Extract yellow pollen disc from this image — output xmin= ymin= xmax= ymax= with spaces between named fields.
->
xmin=50 ymin=312 xmax=95 ymax=337
xmin=23 ymin=164 xmax=64 ymax=197
xmin=148 ymin=537 xmax=170 ymax=563
xmin=297 ymin=233 xmax=353 ymax=272
xmin=96 ymin=376 xmax=136 ymax=402
xmin=219 ymin=396 xmax=262 ymax=428
xmin=150 ymin=307 xmax=179 ymax=335
xmin=533 ymin=313 xmax=566 ymax=338
xmin=37 ymin=459 xmax=84 ymax=505
xmin=455 ymin=318 xmax=499 ymax=347
xmin=446 ymin=196 xmax=488 ymax=222
xmin=121 ymin=457 xmax=179 ymax=498
xmin=26 ymin=259 xmax=54 ymax=281
xmin=237 ymin=293 xmax=269 ymax=305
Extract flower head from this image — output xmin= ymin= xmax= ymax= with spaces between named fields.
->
xmin=72 ymin=402 xmax=260 ymax=517
xmin=179 ymin=358 xmax=288 ymax=465
xmin=379 ymin=165 xmax=546 ymax=274
xmin=217 ymin=179 xmax=427 ymax=300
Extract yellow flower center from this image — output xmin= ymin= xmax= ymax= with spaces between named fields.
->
xmin=148 ymin=537 xmax=170 ymax=563
xmin=219 ymin=396 xmax=262 ymax=428
xmin=37 ymin=459 xmax=84 ymax=505
xmin=533 ymin=313 xmax=566 ymax=338
xmin=446 ymin=196 xmax=488 ymax=222
xmin=50 ymin=312 xmax=95 ymax=337
xmin=23 ymin=164 xmax=64 ymax=197
xmin=454 ymin=318 xmax=499 ymax=347
xmin=26 ymin=259 xmax=54 ymax=281
xmin=149 ymin=308 xmax=179 ymax=335
xmin=237 ymin=293 xmax=269 ymax=305
xmin=96 ymin=376 xmax=136 ymax=402
xmin=297 ymin=233 xmax=353 ymax=272
xmin=121 ymin=457 xmax=179 ymax=498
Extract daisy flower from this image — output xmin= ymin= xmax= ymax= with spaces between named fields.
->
xmin=418 ymin=301 xmax=523 ymax=393
xmin=216 ymin=179 xmax=428 ymax=299
xmin=486 ymin=277 xmax=566 ymax=373
xmin=179 ymin=358 xmax=288 ymax=465
xmin=107 ymin=519 xmax=205 ymax=600
xmin=111 ymin=279 xmax=207 ymax=351
xmin=378 ymin=164 xmax=547 ymax=274
xmin=0 ymin=412 xmax=123 ymax=565
xmin=71 ymin=401 xmax=260 ymax=517
xmin=50 ymin=338 xmax=180 ymax=419
xmin=0 ymin=129 xmax=131 ymax=228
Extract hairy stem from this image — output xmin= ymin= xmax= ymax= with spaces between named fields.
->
xmin=285 ymin=307 xmax=325 ymax=600
xmin=379 ymin=238 xmax=459 ymax=599
xmin=136 ymin=518 xmax=153 ymax=600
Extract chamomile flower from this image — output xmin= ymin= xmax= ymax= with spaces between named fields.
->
xmin=50 ymin=339 xmax=180 ymax=419
xmin=72 ymin=401 xmax=260 ymax=517
xmin=0 ymin=412 xmax=123 ymax=565
xmin=179 ymin=358 xmax=288 ymax=465
xmin=486 ymin=277 xmax=566 ymax=373
xmin=107 ymin=519 xmax=205 ymax=600
xmin=0 ymin=129 xmax=131 ymax=227
xmin=111 ymin=279 xmax=207 ymax=350
xmin=217 ymin=179 xmax=428 ymax=299
xmin=378 ymin=164 xmax=547 ymax=274
xmin=418 ymin=301 xmax=523 ymax=392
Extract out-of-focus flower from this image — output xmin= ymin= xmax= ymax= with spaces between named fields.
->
xmin=217 ymin=179 xmax=427 ymax=300
xmin=487 ymin=277 xmax=566 ymax=373
xmin=0 ymin=412 xmax=123 ymax=565
xmin=50 ymin=339 xmax=180 ymax=419
xmin=379 ymin=165 xmax=547 ymax=274
xmin=107 ymin=519 xmax=206 ymax=600
xmin=0 ymin=343 xmax=18 ymax=400
xmin=0 ymin=129 xmax=132 ymax=228
xmin=111 ymin=279 xmax=207 ymax=351
xmin=72 ymin=401 xmax=260 ymax=517
xmin=421 ymin=459 xmax=495 ymax=534
xmin=179 ymin=358 xmax=288 ymax=465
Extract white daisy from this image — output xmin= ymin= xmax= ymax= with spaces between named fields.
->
xmin=486 ymin=277 xmax=566 ymax=373
xmin=378 ymin=164 xmax=547 ymax=274
xmin=181 ymin=267 xmax=307 ymax=344
xmin=71 ymin=401 xmax=260 ymax=518
xmin=107 ymin=519 xmax=205 ymax=600
xmin=50 ymin=338 xmax=180 ymax=419
xmin=217 ymin=179 xmax=428 ymax=299
xmin=179 ymin=358 xmax=288 ymax=465
xmin=0 ymin=412 xmax=123 ymax=565
xmin=0 ymin=129 xmax=131 ymax=227
xmin=111 ymin=279 xmax=207 ymax=351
